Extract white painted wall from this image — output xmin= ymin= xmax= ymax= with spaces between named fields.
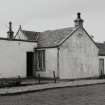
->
xmin=0 ymin=39 xmax=36 ymax=78
xmin=15 ymin=30 xmax=28 ymax=40
xmin=59 ymin=28 xmax=99 ymax=79
xmin=35 ymin=48 xmax=58 ymax=78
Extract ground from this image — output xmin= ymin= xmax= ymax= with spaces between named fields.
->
xmin=0 ymin=84 xmax=105 ymax=105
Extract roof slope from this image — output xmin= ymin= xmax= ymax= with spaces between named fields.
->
xmin=96 ymin=42 xmax=105 ymax=56
xmin=22 ymin=30 xmax=39 ymax=41
xmin=15 ymin=29 xmax=39 ymax=41
xmin=15 ymin=26 xmax=99 ymax=49
xmin=37 ymin=27 xmax=75 ymax=48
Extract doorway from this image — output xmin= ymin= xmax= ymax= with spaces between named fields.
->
xmin=27 ymin=52 xmax=34 ymax=77
xmin=99 ymin=58 xmax=104 ymax=78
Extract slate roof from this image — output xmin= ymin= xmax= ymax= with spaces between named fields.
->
xmin=17 ymin=27 xmax=76 ymax=48
xmin=22 ymin=30 xmax=39 ymax=41
xmin=15 ymin=26 xmax=105 ymax=55
xmin=96 ymin=42 xmax=105 ymax=56
xmin=37 ymin=27 xmax=75 ymax=48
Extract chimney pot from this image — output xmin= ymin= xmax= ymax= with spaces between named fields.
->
xmin=74 ymin=12 xmax=84 ymax=27
xmin=7 ymin=21 xmax=14 ymax=39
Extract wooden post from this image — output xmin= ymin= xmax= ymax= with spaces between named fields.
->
xmin=53 ymin=71 xmax=56 ymax=83
xmin=38 ymin=73 xmax=40 ymax=84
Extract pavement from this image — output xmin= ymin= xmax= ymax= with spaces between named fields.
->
xmin=0 ymin=79 xmax=105 ymax=95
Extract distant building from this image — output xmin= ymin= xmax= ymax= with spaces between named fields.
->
xmin=0 ymin=13 xmax=104 ymax=79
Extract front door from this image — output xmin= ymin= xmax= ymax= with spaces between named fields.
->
xmin=99 ymin=58 xmax=104 ymax=77
xmin=27 ymin=52 xmax=34 ymax=77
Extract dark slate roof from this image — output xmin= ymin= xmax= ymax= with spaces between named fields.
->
xmin=96 ymin=42 xmax=105 ymax=56
xmin=22 ymin=30 xmax=39 ymax=41
xmin=37 ymin=27 xmax=75 ymax=48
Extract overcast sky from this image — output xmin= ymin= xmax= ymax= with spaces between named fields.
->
xmin=0 ymin=0 xmax=105 ymax=42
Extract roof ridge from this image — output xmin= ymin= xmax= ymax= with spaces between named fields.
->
xmin=22 ymin=30 xmax=39 ymax=33
xmin=43 ymin=27 xmax=75 ymax=32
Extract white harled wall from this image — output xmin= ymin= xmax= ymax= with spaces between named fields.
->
xmin=59 ymin=28 xmax=99 ymax=79
xmin=0 ymin=39 xmax=36 ymax=78
xmin=35 ymin=48 xmax=58 ymax=78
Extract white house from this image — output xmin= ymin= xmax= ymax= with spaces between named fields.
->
xmin=0 ymin=13 xmax=104 ymax=79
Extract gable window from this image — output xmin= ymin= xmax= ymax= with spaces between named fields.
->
xmin=35 ymin=50 xmax=45 ymax=71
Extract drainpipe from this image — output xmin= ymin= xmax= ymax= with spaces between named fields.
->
xmin=57 ymin=47 xmax=60 ymax=78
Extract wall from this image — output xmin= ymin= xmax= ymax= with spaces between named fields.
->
xmin=0 ymin=39 xmax=36 ymax=78
xmin=59 ymin=28 xmax=99 ymax=79
xmin=15 ymin=30 xmax=27 ymax=40
xmin=35 ymin=48 xmax=58 ymax=78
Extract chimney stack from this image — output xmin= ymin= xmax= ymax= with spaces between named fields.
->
xmin=7 ymin=21 xmax=14 ymax=39
xmin=74 ymin=12 xmax=84 ymax=27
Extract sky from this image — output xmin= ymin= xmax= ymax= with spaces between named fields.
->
xmin=0 ymin=0 xmax=105 ymax=42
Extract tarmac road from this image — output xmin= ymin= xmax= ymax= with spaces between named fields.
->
xmin=0 ymin=83 xmax=105 ymax=105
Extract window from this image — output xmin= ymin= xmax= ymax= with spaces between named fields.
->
xmin=35 ymin=50 xmax=45 ymax=71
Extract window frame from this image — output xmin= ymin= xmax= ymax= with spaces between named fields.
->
xmin=35 ymin=49 xmax=46 ymax=71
